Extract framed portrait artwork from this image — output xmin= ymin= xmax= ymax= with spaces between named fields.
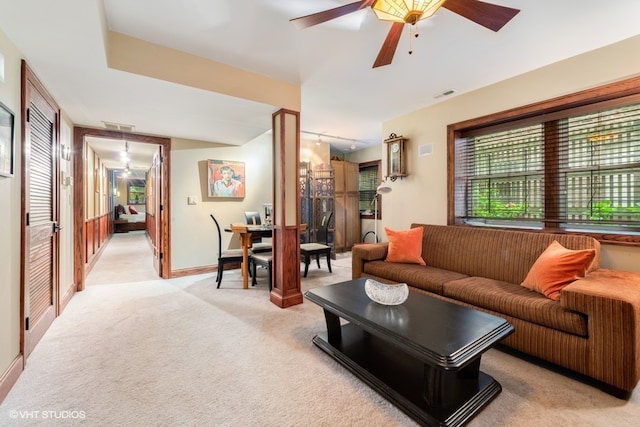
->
xmin=0 ymin=101 xmax=15 ymax=178
xmin=208 ymin=159 xmax=245 ymax=199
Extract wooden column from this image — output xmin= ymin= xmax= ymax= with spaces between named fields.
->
xmin=270 ymin=109 xmax=303 ymax=308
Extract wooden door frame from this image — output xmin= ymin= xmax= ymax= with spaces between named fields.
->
xmin=20 ymin=61 xmax=60 ymax=358
xmin=72 ymin=128 xmax=171 ymax=290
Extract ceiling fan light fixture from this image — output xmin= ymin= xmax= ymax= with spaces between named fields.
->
xmin=372 ymin=0 xmax=446 ymax=25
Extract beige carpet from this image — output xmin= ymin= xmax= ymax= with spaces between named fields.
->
xmin=1 ymin=232 xmax=639 ymax=426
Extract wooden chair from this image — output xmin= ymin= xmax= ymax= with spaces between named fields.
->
xmin=210 ymin=214 xmax=245 ymax=288
xmin=244 ymin=211 xmax=272 ymax=253
xmin=244 ymin=211 xmax=262 ymax=225
xmin=250 ymin=251 xmax=273 ymax=291
xmin=300 ymin=211 xmax=333 ymax=277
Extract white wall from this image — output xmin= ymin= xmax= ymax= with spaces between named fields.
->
xmin=0 ymin=28 xmax=22 ymax=379
xmin=382 ymin=34 xmax=640 ymax=273
xmin=170 ymin=133 xmax=273 ymax=271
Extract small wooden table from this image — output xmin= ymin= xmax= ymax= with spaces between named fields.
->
xmin=305 ymin=278 xmax=514 ymax=426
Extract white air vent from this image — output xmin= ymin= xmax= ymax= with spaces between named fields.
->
xmin=419 ymin=144 xmax=433 ymax=157
xmin=434 ymin=89 xmax=456 ymax=99
xmin=102 ymin=121 xmax=136 ymax=132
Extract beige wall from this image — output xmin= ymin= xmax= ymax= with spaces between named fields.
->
xmin=59 ymin=115 xmax=75 ymax=301
xmin=382 ymin=34 xmax=640 ymax=273
xmin=300 ymin=138 xmax=330 ymax=168
xmin=0 ymin=28 xmax=23 ymax=383
xmin=170 ymin=133 xmax=273 ymax=270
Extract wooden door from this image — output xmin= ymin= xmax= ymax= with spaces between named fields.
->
xmin=345 ymin=192 xmax=361 ymax=249
xmin=22 ymin=62 xmax=60 ymax=358
xmin=334 ymin=193 xmax=346 ymax=252
xmin=149 ymin=147 xmax=163 ymax=275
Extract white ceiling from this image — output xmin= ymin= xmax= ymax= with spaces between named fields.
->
xmin=1 ymin=0 xmax=640 ymax=161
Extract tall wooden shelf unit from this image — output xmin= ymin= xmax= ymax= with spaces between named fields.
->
xmin=331 ymin=160 xmax=360 ymax=253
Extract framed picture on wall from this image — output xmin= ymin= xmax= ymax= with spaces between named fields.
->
xmin=208 ymin=159 xmax=245 ymax=199
xmin=0 ymin=101 xmax=15 ymax=178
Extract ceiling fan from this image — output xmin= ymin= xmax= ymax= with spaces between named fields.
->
xmin=290 ymin=0 xmax=520 ymax=68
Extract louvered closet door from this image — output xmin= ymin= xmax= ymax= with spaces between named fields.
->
xmin=23 ymin=79 xmax=59 ymax=358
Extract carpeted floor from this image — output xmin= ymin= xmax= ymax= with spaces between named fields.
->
xmin=1 ymin=231 xmax=639 ymax=426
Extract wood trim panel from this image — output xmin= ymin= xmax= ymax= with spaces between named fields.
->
xmin=58 ymin=280 xmax=75 ymax=314
xmin=270 ymin=225 xmax=303 ymax=308
xmin=448 ymin=75 xmax=640 ymax=133
xmin=171 ymin=265 xmax=217 ymax=278
xmin=0 ymin=354 xmax=24 ymax=404
xmin=271 ymin=109 xmax=303 ymax=307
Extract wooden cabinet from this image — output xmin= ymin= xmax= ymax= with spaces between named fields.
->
xmin=331 ymin=160 xmax=360 ymax=252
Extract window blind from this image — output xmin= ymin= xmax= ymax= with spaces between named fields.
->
xmin=359 ymin=164 xmax=379 ymax=215
xmin=456 ymin=101 xmax=640 ymax=233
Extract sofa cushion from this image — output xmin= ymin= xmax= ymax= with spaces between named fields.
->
xmin=385 ymin=227 xmax=426 ymax=265
xmin=442 ymin=276 xmax=588 ymax=337
xmin=363 ymin=260 xmax=468 ymax=295
xmin=521 ymin=240 xmax=596 ymax=301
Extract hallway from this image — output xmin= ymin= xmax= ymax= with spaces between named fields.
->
xmin=85 ymin=231 xmax=159 ymax=286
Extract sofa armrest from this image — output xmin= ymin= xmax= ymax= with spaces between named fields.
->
xmin=351 ymin=243 xmax=388 ymax=279
xmin=561 ymin=269 xmax=640 ymax=391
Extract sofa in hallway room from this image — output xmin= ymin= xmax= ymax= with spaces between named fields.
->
xmin=352 ymin=223 xmax=640 ymax=396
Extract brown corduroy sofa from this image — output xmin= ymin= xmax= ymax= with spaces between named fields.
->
xmin=352 ymin=223 xmax=640 ymax=396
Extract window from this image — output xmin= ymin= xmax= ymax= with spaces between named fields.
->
xmin=127 ymin=179 xmax=146 ymax=204
xmin=359 ymin=160 xmax=381 ymax=219
xmin=449 ymin=76 xmax=640 ymax=244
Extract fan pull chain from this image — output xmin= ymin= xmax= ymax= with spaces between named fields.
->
xmin=408 ymin=24 xmax=420 ymax=56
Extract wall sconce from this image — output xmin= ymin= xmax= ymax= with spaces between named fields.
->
xmin=61 ymin=144 xmax=71 ymax=161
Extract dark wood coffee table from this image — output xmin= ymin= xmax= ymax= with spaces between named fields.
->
xmin=305 ymin=278 xmax=514 ymax=427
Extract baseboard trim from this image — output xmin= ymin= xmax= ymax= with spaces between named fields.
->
xmin=171 ymin=265 xmax=216 ymax=278
xmin=0 ymin=354 xmax=24 ymax=404
xmin=84 ymin=234 xmax=112 ymax=278
xmin=58 ymin=282 xmax=76 ymax=314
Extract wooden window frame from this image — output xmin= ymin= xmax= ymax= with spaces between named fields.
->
xmin=448 ymin=75 xmax=640 ymax=246
xmin=359 ymin=160 xmax=382 ymax=220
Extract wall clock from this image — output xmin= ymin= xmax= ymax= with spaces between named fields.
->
xmin=384 ymin=133 xmax=407 ymax=181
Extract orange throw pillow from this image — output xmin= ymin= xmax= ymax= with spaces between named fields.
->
xmin=384 ymin=227 xmax=426 ymax=265
xmin=521 ymin=240 xmax=595 ymax=301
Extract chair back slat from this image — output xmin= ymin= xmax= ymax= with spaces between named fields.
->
xmin=244 ymin=211 xmax=261 ymax=225
xmin=316 ymin=211 xmax=333 ymax=245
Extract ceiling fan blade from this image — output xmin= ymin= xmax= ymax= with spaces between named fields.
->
xmin=443 ymin=0 xmax=520 ymax=32
xmin=373 ymin=22 xmax=404 ymax=68
xmin=290 ymin=0 xmax=376 ymax=29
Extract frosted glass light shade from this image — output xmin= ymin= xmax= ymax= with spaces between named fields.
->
xmin=372 ymin=0 xmax=446 ymax=24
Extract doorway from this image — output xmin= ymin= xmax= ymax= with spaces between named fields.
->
xmin=72 ymin=128 xmax=171 ymax=290
xmin=21 ymin=61 xmax=60 ymax=358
